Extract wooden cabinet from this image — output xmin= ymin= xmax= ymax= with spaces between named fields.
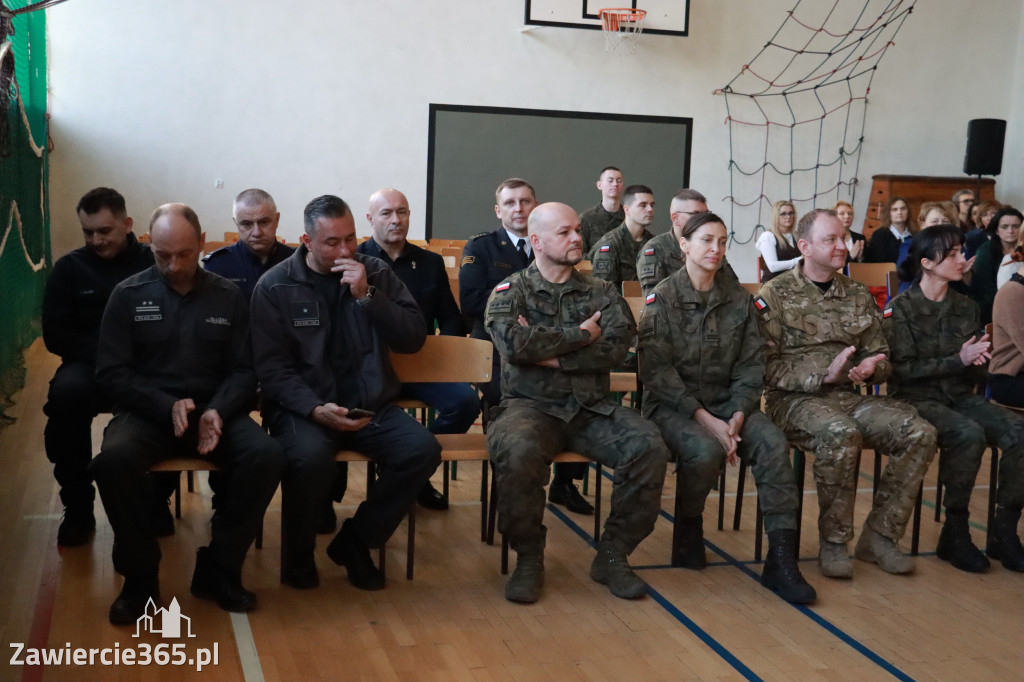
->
xmin=862 ymin=175 xmax=996 ymax=239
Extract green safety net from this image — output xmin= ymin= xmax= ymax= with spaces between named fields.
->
xmin=0 ymin=0 xmax=50 ymax=425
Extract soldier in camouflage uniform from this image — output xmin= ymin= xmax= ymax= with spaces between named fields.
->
xmin=638 ymin=212 xmax=815 ymax=603
xmin=885 ymin=224 xmax=1024 ymax=573
xmin=591 ymin=184 xmax=656 ymax=288
xmin=485 ymin=202 xmax=669 ymax=604
xmin=758 ymin=208 xmax=936 ymax=578
xmin=580 ymin=166 xmax=625 ymax=258
xmin=636 ymin=189 xmax=739 ymax=295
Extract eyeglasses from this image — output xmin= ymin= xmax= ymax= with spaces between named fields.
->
xmin=958 ymin=198 xmax=975 ymax=205
xmin=779 ymin=212 xmax=796 ymax=217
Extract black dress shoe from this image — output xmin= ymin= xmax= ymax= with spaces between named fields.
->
xmin=283 ymin=553 xmax=320 ymax=590
xmin=109 ymin=573 xmax=160 ymax=625
xmin=326 ymin=519 xmax=385 ymax=590
xmin=317 ymin=500 xmax=337 ymax=534
xmin=190 ymin=547 xmax=257 ymax=612
xmin=548 ymin=480 xmax=595 ymax=515
xmin=57 ymin=508 xmax=95 ymax=547
xmin=418 ymin=481 xmax=449 ymax=511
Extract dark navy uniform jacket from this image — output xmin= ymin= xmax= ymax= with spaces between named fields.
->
xmin=459 ymin=227 xmax=533 ymax=341
xmin=96 ymin=267 xmax=256 ymax=426
xmin=357 ymin=238 xmax=464 ymax=336
xmin=42 ymin=233 xmax=154 ymax=363
xmin=203 ymin=240 xmax=294 ymax=300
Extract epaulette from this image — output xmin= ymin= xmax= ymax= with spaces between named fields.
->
xmin=468 ymin=232 xmax=489 ymax=240
xmin=201 ymin=246 xmax=230 ymax=262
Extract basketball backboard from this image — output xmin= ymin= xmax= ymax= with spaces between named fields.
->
xmin=524 ymin=1 xmax=688 ymax=36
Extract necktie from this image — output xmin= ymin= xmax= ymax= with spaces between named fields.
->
xmin=516 ymin=239 xmax=528 ymax=263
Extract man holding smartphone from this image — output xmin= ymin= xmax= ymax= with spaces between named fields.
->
xmin=251 ymin=195 xmax=441 ymax=591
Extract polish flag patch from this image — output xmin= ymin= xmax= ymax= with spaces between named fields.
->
xmin=883 ymin=306 xmax=893 ymax=318
xmin=646 ymin=293 xmax=657 ymax=304
xmin=753 ymin=296 xmax=769 ymax=311
xmin=644 ymin=247 xmax=655 ymax=256
xmin=495 ymin=282 xmax=511 ymax=292
xmin=599 ymin=245 xmax=611 ymax=252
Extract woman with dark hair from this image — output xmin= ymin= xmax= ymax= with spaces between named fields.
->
xmin=965 ymin=199 xmax=1002 ymax=259
xmin=971 ymin=206 xmax=1023 ymax=325
xmin=638 ymin=212 xmax=815 ymax=603
xmin=884 ymin=224 xmax=1024 ymax=573
xmin=865 ymin=196 xmax=913 ymax=264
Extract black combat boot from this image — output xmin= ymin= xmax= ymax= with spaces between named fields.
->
xmin=591 ymin=542 xmax=647 ymax=599
xmin=936 ymin=509 xmax=990 ymax=573
xmin=987 ymin=505 xmax=1024 ymax=572
xmin=761 ymin=529 xmax=816 ymax=604
xmin=672 ymin=515 xmax=706 ymax=569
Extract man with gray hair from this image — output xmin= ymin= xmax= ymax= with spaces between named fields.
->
xmin=251 ymin=194 xmax=440 ymax=591
xmin=203 ymin=188 xmax=294 ymax=299
xmin=91 ymin=203 xmax=284 ymax=625
xmin=757 ymin=208 xmax=936 ymax=579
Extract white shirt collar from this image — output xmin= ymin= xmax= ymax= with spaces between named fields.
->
xmin=504 ymin=228 xmax=531 ymax=256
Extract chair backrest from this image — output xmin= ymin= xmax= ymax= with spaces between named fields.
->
xmin=621 ymin=280 xmax=642 ymax=297
xmin=441 ymin=247 xmax=462 ymax=261
xmin=623 ymin=296 xmax=645 ymax=323
xmin=847 ymin=261 xmax=897 ymax=288
xmin=576 ymin=260 xmax=592 ymax=274
xmin=885 ymin=271 xmax=900 ymax=299
xmin=224 ymin=231 xmax=239 ymax=243
xmin=740 ymin=282 xmax=760 ymax=295
xmin=390 ymin=335 xmax=492 ymax=384
xmin=757 ymin=256 xmax=766 ymax=283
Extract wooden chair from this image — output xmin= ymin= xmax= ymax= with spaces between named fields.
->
xmin=740 ymin=282 xmax=760 ymax=295
xmin=847 ymin=261 xmax=896 ymax=287
xmin=621 ymin=280 xmax=642 ymax=297
xmin=327 ymin=336 xmax=493 ymax=581
xmin=886 ymin=271 xmax=900 ymax=300
xmin=624 ymin=296 xmax=644 ymax=324
xmin=440 ymin=247 xmax=462 ymax=263
xmin=576 ymin=260 xmax=592 ymax=274
xmin=223 ymin=231 xmax=239 ymax=243
xmin=202 ymin=240 xmax=229 ymax=256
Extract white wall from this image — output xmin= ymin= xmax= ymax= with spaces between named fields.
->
xmin=47 ymin=0 xmax=1023 ymax=279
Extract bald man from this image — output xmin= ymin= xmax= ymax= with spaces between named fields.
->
xmin=358 ymin=188 xmax=480 ymax=510
xmin=91 ymin=204 xmax=284 ymax=625
xmin=484 ymin=202 xmax=668 ymax=604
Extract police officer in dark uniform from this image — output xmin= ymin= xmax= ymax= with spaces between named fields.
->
xmin=359 ymin=187 xmax=479 ymax=510
xmin=90 ymin=204 xmax=284 ymax=624
xmin=41 ymin=187 xmax=155 ymax=546
xmin=202 ymin=188 xmax=294 ymax=299
xmin=460 ymin=178 xmax=593 ymax=514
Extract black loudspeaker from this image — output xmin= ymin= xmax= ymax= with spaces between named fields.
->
xmin=963 ymin=118 xmax=1006 ymax=176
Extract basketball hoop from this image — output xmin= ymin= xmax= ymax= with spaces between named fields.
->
xmin=599 ymin=8 xmax=647 ymax=55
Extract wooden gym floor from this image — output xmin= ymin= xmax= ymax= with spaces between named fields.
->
xmin=1 ymin=338 xmax=1022 ymax=681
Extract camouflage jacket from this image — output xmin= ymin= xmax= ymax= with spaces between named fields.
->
xmin=484 ymin=263 xmax=635 ymax=422
xmin=591 ymin=224 xmax=654 ymax=288
xmin=638 ymin=266 xmax=764 ymax=420
xmin=757 ymin=262 xmax=891 ymax=406
xmin=636 ymin=230 xmax=740 ymax=295
xmin=580 ymin=202 xmax=625 ymax=258
xmin=883 ymin=284 xmax=986 ymax=404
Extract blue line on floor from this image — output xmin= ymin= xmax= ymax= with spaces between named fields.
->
xmin=546 ymin=503 xmax=763 ymax=682
xmin=588 ymin=463 xmax=916 ymax=681
xmin=655 ymin=505 xmax=915 ymax=682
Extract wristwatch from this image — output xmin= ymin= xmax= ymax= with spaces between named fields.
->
xmin=356 ymin=285 xmax=376 ymax=306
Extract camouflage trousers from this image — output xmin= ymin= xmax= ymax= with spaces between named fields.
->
xmin=650 ymin=408 xmax=799 ymax=532
xmin=908 ymin=394 xmax=1024 ymax=510
xmin=769 ymin=389 xmax=936 ymax=544
xmin=486 ymin=402 xmax=669 ymax=555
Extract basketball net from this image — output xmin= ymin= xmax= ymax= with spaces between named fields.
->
xmin=599 ymin=8 xmax=646 ymax=55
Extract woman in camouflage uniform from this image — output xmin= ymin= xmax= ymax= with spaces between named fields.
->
xmin=884 ymin=224 xmax=1024 ymax=573
xmin=638 ymin=212 xmax=815 ymax=603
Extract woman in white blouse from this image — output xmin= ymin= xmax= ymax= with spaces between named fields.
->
xmin=756 ymin=200 xmax=800 ymax=282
